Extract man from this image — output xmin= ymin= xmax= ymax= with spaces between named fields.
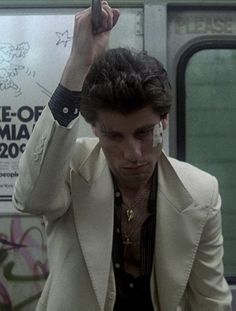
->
xmin=13 ymin=2 xmax=232 ymax=310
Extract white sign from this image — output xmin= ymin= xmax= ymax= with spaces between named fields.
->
xmin=0 ymin=8 xmax=143 ymax=212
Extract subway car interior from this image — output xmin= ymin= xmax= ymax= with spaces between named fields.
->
xmin=0 ymin=0 xmax=236 ymax=309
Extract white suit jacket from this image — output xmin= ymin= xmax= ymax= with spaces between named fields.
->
xmin=13 ymin=106 xmax=232 ymax=311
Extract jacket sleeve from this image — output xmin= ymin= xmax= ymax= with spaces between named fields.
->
xmin=13 ymin=105 xmax=80 ymax=220
xmin=187 ymin=177 xmax=232 ymax=310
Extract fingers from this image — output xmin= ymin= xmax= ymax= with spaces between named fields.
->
xmin=102 ymin=1 xmax=120 ymax=30
xmin=73 ymin=2 xmax=120 ymax=35
xmin=101 ymin=2 xmax=113 ymax=31
xmin=94 ymin=1 xmax=120 ymax=34
xmin=112 ymin=9 xmax=120 ymax=27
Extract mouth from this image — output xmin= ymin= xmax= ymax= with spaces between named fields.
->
xmin=122 ymin=163 xmax=148 ymax=171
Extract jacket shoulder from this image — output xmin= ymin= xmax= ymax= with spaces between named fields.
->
xmin=167 ymin=156 xmax=218 ymax=206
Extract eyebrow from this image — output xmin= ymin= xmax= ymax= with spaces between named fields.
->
xmin=100 ymin=124 xmax=115 ymax=133
xmin=100 ymin=123 xmax=156 ymax=135
xmin=134 ymin=124 xmax=156 ymax=134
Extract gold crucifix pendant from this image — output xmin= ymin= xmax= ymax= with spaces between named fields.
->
xmin=126 ymin=209 xmax=134 ymax=222
xmin=123 ymin=237 xmax=133 ymax=255
xmin=123 ymin=237 xmax=133 ymax=245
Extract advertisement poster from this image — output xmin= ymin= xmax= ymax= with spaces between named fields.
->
xmin=0 ymin=99 xmax=44 ymax=201
xmin=0 ymin=8 xmax=142 ymax=213
xmin=0 ymin=10 xmax=74 ymax=212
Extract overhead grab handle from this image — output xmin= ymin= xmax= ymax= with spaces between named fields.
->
xmin=91 ymin=0 xmax=102 ymax=34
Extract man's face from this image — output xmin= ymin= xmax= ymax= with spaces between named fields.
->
xmin=93 ymin=106 xmax=168 ymax=189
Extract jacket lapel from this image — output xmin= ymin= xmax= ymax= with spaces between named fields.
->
xmin=71 ymin=141 xmax=210 ymax=310
xmin=154 ymin=153 xmax=210 ymax=310
xmin=71 ymin=141 xmax=114 ymax=310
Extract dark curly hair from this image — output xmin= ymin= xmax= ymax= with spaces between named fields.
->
xmin=80 ymin=48 xmax=172 ymax=125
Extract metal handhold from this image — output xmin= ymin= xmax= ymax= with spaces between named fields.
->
xmin=91 ymin=0 xmax=102 ymax=34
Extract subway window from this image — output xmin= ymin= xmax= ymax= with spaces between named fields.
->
xmin=177 ymin=47 xmax=236 ymax=279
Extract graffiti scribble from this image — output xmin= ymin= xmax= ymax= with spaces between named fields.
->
xmin=0 ymin=216 xmax=48 ymax=309
xmin=0 ymin=42 xmax=30 ymax=93
xmin=0 ymin=238 xmax=27 ymax=250
xmin=36 ymin=82 xmax=52 ymax=98
xmin=56 ymin=30 xmax=72 ymax=47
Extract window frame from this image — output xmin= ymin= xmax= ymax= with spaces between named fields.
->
xmin=176 ymin=40 xmax=236 ymax=284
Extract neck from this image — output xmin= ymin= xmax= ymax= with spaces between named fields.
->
xmin=116 ymin=178 xmax=152 ymax=198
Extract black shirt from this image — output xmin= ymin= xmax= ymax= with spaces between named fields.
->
xmin=112 ymin=167 xmax=157 ymax=310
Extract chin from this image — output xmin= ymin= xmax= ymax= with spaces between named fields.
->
xmin=120 ymin=170 xmax=151 ymax=185
xmin=111 ymin=162 xmax=155 ymax=185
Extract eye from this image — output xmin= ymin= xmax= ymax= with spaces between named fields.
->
xmin=135 ymin=128 xmax=153 ymax=139
xmin=103 ymin=132 xmax=122 ymax=141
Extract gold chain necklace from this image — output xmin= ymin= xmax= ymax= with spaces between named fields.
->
xmin=121 ymin=186 xmax=151 ymax=247
xmin=122 ymin=187 xmax=150 ymax=222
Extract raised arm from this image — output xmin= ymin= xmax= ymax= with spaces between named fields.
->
xmin=61 ymin=3 xmax=119 ymax=91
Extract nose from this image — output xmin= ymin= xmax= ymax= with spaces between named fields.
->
xmin=123 ymin=138 xmax=142 ymax=162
